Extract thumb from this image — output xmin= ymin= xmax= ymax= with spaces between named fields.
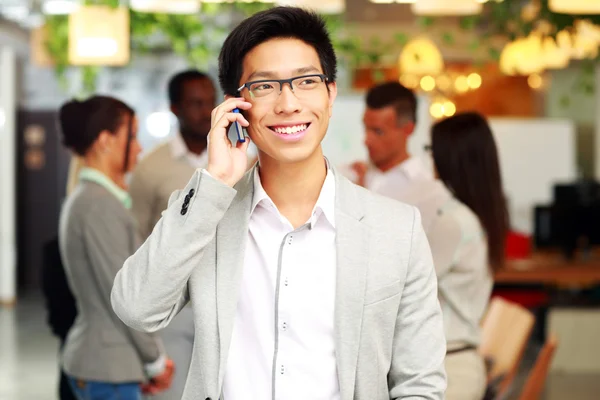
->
xmin=236 ymin=137 xmax=250 ymax=152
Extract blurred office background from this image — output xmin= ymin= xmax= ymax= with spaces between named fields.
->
xmin=1 ymin=0 xmax=600 ymax=399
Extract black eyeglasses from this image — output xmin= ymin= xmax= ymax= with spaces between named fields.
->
xmin=237 ymin=74 xmax=328 ymax=101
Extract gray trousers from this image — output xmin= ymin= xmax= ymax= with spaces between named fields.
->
xmin=150 ymin=306 xmax=194 ymax=400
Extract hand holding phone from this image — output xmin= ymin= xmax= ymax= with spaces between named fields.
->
xmin=206 ymin=98 xmax=251 ymax=187
xmin=232 ymin=108 xmax=246 ymax=143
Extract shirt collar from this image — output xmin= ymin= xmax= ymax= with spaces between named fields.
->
xmin=169 ymin=131 xmax=188 ymax=159
xmin=389 ymin=155 xmax=433 ymax=180
xmin=251 ymin=159 xmax=336 ymax=228
xmin=169 ymin=131 xmax=208 ymax=168
xmin=79 ymin=167 xmax=132 ymax=209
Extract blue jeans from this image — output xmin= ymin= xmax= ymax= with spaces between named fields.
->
xmin=68 ymin=378 xmax=142 ymax=400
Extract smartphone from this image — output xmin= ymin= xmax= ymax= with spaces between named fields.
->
xmin=232 ymin=108 xmax=246 ymax=143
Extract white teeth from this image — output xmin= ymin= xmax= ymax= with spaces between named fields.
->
xmin=273 ymin=124 xmax=307 ymax=134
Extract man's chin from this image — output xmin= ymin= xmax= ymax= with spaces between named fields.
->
xmin=186 ymin=132 xmax=209 ymax=141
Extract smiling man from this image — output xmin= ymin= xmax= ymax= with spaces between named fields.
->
xmin=111 ymin=6 xmax=446 ymax=400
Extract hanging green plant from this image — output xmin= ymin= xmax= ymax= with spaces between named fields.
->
xmin=41 ymin=1 xmax=274 ymax=95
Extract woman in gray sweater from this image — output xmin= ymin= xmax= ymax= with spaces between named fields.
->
xmin=57 ymin=96 xmax=174 ymax=400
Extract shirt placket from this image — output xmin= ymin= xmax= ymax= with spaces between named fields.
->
xmin=273 ymin=225 xmax=308 ymax=400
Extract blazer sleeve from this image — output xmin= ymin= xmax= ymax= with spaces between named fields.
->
xmin=129 ymin=166 xmax=156 ymax=241
xmin=388 ymin=208 xmax=447 ymax=400
xmin=81 ymin=202 xmax=164 ymax=367
xmin=111 ymin=169 xmax=237 ymax=333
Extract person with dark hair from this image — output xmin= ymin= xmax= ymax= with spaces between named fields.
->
xmin=112 ymin=7 xmax=446 ymax=400
xmin=404 ymin=112 xmax=509 ymax=400
xmin=348 ymin=81 xmax=433 ymax=198
xmin=41 ymin=155 xmax=82 ymax=400
xmin=131 ymin=69 xmax=216 ymax=240
xmin=57 ymin=95 xmax=174 ymax=400
xmin=128 ymin=69 xmax=217 ymax=399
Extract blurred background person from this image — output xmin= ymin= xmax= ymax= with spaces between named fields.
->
xmin=57 ymin=95 xmax=174 ymax=400
xmin=406 ymin=112 xmax=509 ymax=400
xmin=128 ymin=69 xmax=216 ymax=400
xmin=348 ymin=81 xmax=433 ymax=196
xmin=130 ymin=70 xmax=215 ymax=240
xmin=41 ymin=155 xmax=81 ymax=400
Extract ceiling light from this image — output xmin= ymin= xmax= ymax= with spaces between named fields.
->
xmin=43 ymin=0 xmax=81 ymax=15
xmin=412 ymin=0 xmax=483 ymax=16
xmin=130 ymin=0 xmax=200 ymax=13
xmin=549 ymin=0 xmax=600 ymax=14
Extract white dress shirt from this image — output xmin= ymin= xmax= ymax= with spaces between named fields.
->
xmin=363 ymin=155 xmax=434 ymax=201
xmin=404 ymin=179 xmax=492 ymax=350
xmin=222 ymin=163 xmax=340 ymax=400
xmin=170 ymin=131 xmax=209 ymax=169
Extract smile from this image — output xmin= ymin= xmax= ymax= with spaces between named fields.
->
xmin=268 ymin=123 xmax=311 ymax=142
xmin=269 ymin=123 xmax=310 ymax=135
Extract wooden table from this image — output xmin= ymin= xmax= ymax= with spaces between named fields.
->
xmin=496 ymin=251 xmax=600 ymax=286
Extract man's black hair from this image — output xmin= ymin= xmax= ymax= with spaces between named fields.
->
xmin=366 ymin=81 xmax=417 ymax=125
xmin=168 ymin=69 xmax=212 ymax=106
xmin=218 ymin=6 xmax=337 ymax=97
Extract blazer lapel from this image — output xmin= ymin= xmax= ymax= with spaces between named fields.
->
xmin=333 ymin=169 xmax=369 ymax=400
xmin=216 ymin=166 xmax=255 ymax=388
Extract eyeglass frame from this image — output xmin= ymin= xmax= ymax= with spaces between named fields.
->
xmin=236 ymin=73 xmax=329 ymax=99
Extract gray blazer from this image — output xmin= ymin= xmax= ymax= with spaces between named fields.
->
xmin=111 ymin=165 xmax=447 ymax=399
xmin=59 ymin=181 xmax=163 ymax=382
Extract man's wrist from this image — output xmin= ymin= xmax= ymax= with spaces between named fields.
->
xmin=203 ymin=168 xmax=234 ymax=187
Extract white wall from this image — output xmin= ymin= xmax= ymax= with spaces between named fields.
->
xmin=325 ymin=94 xmax=577 ymax=235
xmin=0 ymin=46 xmax=17 ymax=305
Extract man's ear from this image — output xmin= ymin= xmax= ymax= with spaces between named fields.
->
xmin=327 ymin=81 xmax=338 ymax=117
xmin=402 ymin=121 xmax=416 ymax=136
xmin=170 ymin=104 xmax=179 ymax=117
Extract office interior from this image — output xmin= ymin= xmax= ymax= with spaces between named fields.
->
xmin=1 ymin=0 xmax=600 ymax=399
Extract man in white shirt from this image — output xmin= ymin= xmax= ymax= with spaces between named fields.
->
xmin=350 ymin=81 xmax=433 ymax=200
xmin=112 ymin=7 xmax=446 ymax=400
xmin=128 ymin=69 xmax=216 ymax=400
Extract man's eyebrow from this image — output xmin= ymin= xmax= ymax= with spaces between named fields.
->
xmin=245 ymin=66 xmax=322 ymax=81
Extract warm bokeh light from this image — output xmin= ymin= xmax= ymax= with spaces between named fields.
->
xmin=398 ymin=37 xmax=444 ymax=76
xmin=420 ymin=75 xmax=436 ymax=92
xmin=443 ymin=101 xmax=456 ymax=116
xmin=454 ymin=75 xmax=469 ymax=93
xmin=430 ymin=102 xmax=444 ymax=119
xmin=429 ymin=99 xmax=456 ymax=119
xmin=467 ymin=72 xmax=482 ymax=89
xmin=399 ymin=74 xmax=419 ymax=89
xmin=527 ymin=73 xmax=543 ymax=89
xmin=412 ymin=0 xmax=483 ymax=16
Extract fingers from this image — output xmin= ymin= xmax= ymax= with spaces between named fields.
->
xmin=210 ymin=113 xmax=250 ymax=144
xmin=211 ymin=97 xmax=251 ymax=126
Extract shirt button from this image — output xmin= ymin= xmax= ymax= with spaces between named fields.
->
xmin=281 ymin=322 xmax=287 ymax=331
xmin=280 ymin=365 xmax=285 ymax=374
xmin=284 ymin=277 xmax=289 ymax=287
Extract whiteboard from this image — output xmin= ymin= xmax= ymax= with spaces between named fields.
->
xmin=323 ymin=93 xmax=432 ymax=168
xmin=488 ymin=118 xmax=577 ymax=233
xmin=324 ymin=94 xmax=577 ymax=234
